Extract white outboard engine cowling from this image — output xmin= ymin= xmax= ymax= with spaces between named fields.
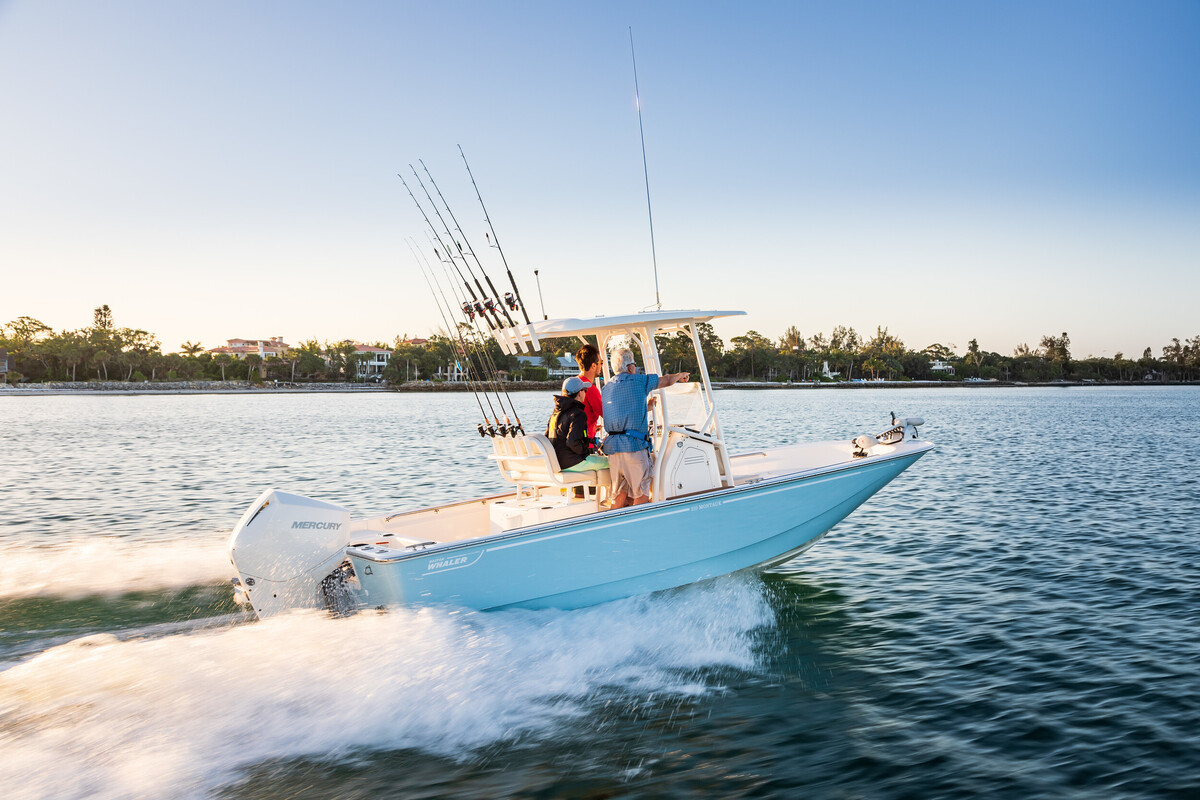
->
xmin=229 ymin=489 xmax=353 ymax=619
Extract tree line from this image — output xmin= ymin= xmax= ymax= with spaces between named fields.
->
xmin=3 ymin=306 xmax=1199 ymax=386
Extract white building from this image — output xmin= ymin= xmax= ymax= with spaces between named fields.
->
xmin=434 ymin=362 xmax=467 ymax=382
xmin=209 ymin=337 xmax=291 ymax=360
xmin=353 ymin=345 xmax=392 ymax=379
xmin=930 ymin=359 xmax=955 ymax=375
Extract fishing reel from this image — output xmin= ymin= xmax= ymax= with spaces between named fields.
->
xmin=473 ymin=301 xmax=486 ymax=317
xmin=504 ymin=292 xmax=518 ymax=311
xmin=483 ymin=298 xmax=497 ymax=314
xmin=462 ymin=301 xmax=476 ymax=321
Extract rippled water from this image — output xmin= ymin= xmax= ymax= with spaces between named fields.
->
xmin=1 ymin=387 xmax=1197 ymax=799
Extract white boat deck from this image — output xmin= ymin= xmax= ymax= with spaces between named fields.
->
xmin=729 ymin=440 xmax=860 ymax=484
xmin=344 ymin=437 xmax=897 ymax=556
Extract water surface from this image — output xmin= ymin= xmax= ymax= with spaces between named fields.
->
xmin=1 ymin=387 xmax=1197 ymax=799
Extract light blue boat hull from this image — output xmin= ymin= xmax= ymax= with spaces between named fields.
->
xmin=351 ymin=446 xmax=930 ymax=611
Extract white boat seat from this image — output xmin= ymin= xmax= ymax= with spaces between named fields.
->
xmin=489 ymin=433 xmax=609 ymax=497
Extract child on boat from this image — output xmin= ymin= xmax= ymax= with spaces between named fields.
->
xmin=547 ymin=376 xmax=609 ymax=474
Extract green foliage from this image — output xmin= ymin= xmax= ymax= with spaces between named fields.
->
xmin=4 ymin=308 xmax=1198 ymax=386
xmin=1040 ymin=332 xmax=1071 ymax=363
xmin=521 ymin=366 xmax=549 ymax=382
xmin=213 ymin=353 xmax=232 ymax=380
xmin=861 ymin=327 xmax=906 ymax=379
xmin=779 ymin=325 xmax=805 ymax=351
xmin=655 ymin=331 xmax=700 ymax=375
xmin=93 ymin=305 xmax=113 ymax=331
xmin=535 ymin=337 xmax=580 ymax=356
xmin=243 ymin=353 xmax=263 ymax=382
xmin=5 ymin=316 xmax=52 ymax=349
xmin=725 ymin=330 xmax=778 ymax=380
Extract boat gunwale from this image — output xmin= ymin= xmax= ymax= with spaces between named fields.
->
xmin=348 ymin=439 xmax=933 ymax=565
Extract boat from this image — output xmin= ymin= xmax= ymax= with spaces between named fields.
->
xmin=228 ymin=309 xmax=933 ymax=618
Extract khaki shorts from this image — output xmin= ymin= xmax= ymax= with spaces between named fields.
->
xmin=609 ymin=450 xmax=653 ymax=499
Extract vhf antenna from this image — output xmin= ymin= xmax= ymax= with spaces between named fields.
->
xmin=630 ymin=27 xmax=661 ymax=310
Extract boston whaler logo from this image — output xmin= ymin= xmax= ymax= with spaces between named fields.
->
xmin=291 ymin=521 xmax=344 ymax=530
xmin=425 ymin=551 xmax=482 ymax=574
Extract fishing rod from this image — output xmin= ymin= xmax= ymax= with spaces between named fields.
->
xmin=459 ymin=144 xmax=533 ymax=325
xmin=427 ymin=239 xmax=525 ymax=435
xmin=416 ymin=231 xmax=523 ymax=434
xmin=419 ymin=159 xmax=517 ymax=328
xmin=422 ymin=227 xmax=492 ymax=334
xmin=409 ymin=239 xmax=502 ymax=436
xmin=409 ymin=240 xmax=495 ymax=419
xmin=399 ymin=173 xmax=497 ymax=332
xmin=410 ymin=165 xmax=507 ymax=332
xmin=425 ymin=241 xmax=520 ymax=431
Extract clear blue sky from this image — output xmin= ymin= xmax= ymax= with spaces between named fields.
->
xmin=2 ymin=0 xmax=1197 ymax=358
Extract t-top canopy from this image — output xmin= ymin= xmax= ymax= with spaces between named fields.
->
xmin=492 ymin=309 xmax=746 ymax=354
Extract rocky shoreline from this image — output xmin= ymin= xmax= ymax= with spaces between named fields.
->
xmin=3 ymin=378 xmax=1190 ymax=397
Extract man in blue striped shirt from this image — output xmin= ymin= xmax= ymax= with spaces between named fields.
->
xmin=601 ymin=347 xmax=690 ymax=508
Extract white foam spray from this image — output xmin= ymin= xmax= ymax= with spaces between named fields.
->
xmin=0 ymin=537 xmax=234 ymax=599
xmin=0 ymin=576 xmax=774 ymax=800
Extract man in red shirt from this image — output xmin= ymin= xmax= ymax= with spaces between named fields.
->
xmin=574 ymin=343 xmax=603 ymax=450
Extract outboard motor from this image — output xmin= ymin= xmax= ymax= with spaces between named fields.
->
xmin=229 ymin=489 xmax=353 ymax=619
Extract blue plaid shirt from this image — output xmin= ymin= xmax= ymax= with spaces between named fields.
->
xmin=601 ymin=371 xmax=659 ymax=453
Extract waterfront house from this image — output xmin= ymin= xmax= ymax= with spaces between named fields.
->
xmin=209 ymin=337 xmax=291 ymax=360
xmin=353 ymin=344 xmax=392 ymax=380
xmin=434 ymin=362 xmax=467 ymax=382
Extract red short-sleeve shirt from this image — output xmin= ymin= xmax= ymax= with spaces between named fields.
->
xmin=579 ymin=375 xmax=602 ymax=438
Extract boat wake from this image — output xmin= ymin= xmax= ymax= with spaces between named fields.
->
xmin=0 ymin=576 xmax=775 ymax=800
xmin=0 ymin=536 xmax=235 ymax=600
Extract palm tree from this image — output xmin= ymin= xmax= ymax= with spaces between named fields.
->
xmin=244 ymin=353 xmax=263 ymax=381
xmin=145 ymin=351 xmax=164 ymax=381
xmin=540 ymin=349 xmax=562 ymax=372
xmin=92 ymin=350 xmax=110 ymax=380
xmin=181 ymin=341 xmax=204 ymax=357
xmin=214 ymin=353 xmax=232 ymax=381
xmin=59 ymin=331 xmax=85 ymax=382
xmin=120 ymin=349 xmax=139 ymax=381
